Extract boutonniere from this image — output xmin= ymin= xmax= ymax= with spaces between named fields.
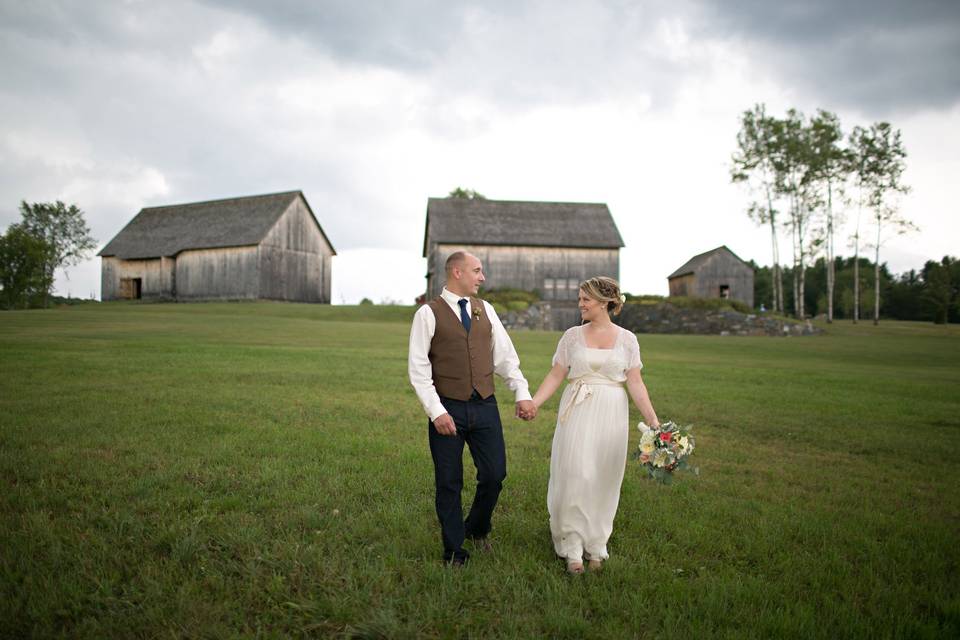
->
xmin=472 ymin=306 xmax=482 ymax=320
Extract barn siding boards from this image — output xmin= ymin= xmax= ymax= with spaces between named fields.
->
xmin=422 ymin=198 xmax=624 ymax=315
xmin=667 ymin=246 xmax=754 ymax=308
xmin=668 ymin=274 xmax=694 ymax=298
xmin=99 ymin=256 xmax=174 ymax=300
xmin=175 ymin=246 xmax=260 ymax=300
xmin=259 ymin=246 xmax=326 ymax=303
xmin=98 ymin=191 xmax=336 ymax=303
xmin=259 ymin=198 xmax=334 ymax=303
xmin=428 ymin=244 xmax=619 ymax=300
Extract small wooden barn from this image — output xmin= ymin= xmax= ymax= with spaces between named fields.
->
xmin=99 ymin=191 xmax=336 ymax=303
xmin=422 ymin=197 xmax=624 ymax=328
xmin=667 ymin=245 xmax=754 ymax=308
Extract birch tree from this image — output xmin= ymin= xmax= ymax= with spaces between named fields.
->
xmin=731 ymin=104 xmax=784 ymax=312
xmin=861 ymin=123 xmax=913 ymax=324
xmin=771 ymin=109 xmax=817 ymax=319
xmin=807 ymin=110 xmax=850 ymax=323
xmin=848 ymin=126 xmax=875 ymax=323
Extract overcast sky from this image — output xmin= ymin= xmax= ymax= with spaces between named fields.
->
xmin=1 ymin=0 xmax=957 ymax=303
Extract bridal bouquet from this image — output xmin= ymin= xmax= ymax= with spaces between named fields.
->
xmin=637 ymin=421 xmax=698 ymax=484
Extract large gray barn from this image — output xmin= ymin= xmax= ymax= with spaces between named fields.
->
xmin=423 ymin=197 xmax=624 ymax=328
xmin=667 ymin=245 xmax=754 ymax=308
xmin=99 ymin=191 xmax=336 ymax=303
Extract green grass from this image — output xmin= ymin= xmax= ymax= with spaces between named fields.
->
xmin=1 ymin=302 xmax=959 ymax=638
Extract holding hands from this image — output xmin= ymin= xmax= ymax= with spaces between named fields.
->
xmin=515 ymin=399 xmax=537 ymax=421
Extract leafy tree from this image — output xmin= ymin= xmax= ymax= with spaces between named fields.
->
xmin=885 ymin=268 xmax=928 ymax=321
xmin=848 ymin=124 xmax=915 ymax=324
xmin=923 ymin=257 xmax=960 ymax=324
xmin=448 ymin=187 xmax=486 ymax=200
xmin=732 ymin=104 xmax=785 ymax=313
xmin=806 ymin=110 xmax=851 ymax=323
xmin=18 ymin=200 xmax=97 ymax=307
xmin=848 ymin=124 xmax=914 ymax=325
xmin=0 ymin=223 xmax=56 ymax=309
xmin=748 ymin=259 xmax=774 ymax=311
xmin=769 ymin=109 xmax=819 ymax=319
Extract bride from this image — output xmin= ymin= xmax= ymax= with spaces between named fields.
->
xmin=531 ymin=277 xmax=661 ymax=574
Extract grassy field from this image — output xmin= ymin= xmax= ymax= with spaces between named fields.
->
xmin=1 ymin=301 xmax=958 ymax=638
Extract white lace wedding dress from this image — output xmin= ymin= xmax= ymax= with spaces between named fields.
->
xmin=548 ymin=324 xmax=643 ymax=563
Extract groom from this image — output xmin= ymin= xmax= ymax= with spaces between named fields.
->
xmin=408 ymin=251 xmax=537 ymax=566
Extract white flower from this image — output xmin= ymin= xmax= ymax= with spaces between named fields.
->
xmin=652 ymin=449 xmax=672 ymax=468
xmin=619 ymin=294 xmax=626 ymax=303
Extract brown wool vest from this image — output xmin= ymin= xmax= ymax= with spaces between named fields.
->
xmin=427 ymin=296 xmax=495 ymax=401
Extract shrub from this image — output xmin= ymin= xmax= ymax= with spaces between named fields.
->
xmin=621 ymin=295 xmax=754 ymax=314
xmin=479 ymin=288 xmax=540 ymax=308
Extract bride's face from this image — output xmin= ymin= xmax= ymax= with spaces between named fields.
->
xmin=578 ymin=290 xmax=606 ymax=322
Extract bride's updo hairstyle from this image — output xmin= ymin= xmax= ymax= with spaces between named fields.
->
xmin=580 ymin=276 xmax=624 ymax=315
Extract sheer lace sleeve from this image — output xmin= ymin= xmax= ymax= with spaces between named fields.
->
xmin=626 ymin=330 xmax=643 ymax=371
xmin=552 ymin=327 xmax=575 ymax=368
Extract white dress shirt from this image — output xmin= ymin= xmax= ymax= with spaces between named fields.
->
xmin=408 ymin=287 xmax=532 ymax=420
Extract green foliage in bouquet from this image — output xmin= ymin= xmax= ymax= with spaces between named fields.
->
xmin=636 ymin=420 xmax=699 ymax=484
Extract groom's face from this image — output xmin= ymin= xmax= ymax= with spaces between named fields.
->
xmin=453 ymin=254 xmax=485 ymax=295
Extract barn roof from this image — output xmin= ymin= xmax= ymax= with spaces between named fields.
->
xmin=668 ymin=245 xmax=748 ymax=279
xmin=422 ymin=197 xmax=624 ymax=256
xmin=98 ymin=190 xmax=335 ymax=259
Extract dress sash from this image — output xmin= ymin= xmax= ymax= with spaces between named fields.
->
xmin=558 ymin=376 xmax=622 ymax=423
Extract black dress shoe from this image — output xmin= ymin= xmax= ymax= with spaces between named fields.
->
xmin=445 ymin=555 xmax=467 ymax=568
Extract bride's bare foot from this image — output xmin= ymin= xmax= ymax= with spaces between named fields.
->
xmin=566 ymin=560 xmax=584 ymax=575
xmin=588 ymin=558 xmax=603 ymax=571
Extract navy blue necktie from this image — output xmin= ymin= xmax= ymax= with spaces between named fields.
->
xmin=458 ymin=298 xmax=471 ymax=333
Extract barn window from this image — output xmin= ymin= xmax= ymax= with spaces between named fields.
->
xmin=719 ymin=284 xmax=730 ymax=299
xmin=543 ymin=278 xmax=555 ymax=300
xmin=568 ymin=278 xmax=580 ymax=300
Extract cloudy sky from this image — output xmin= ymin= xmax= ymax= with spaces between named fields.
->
xmin=1 ymin=0 xmax=957 ymax=303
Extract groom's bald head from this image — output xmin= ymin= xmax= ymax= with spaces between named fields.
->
xmin=445 ymin=251 xmax=472 ymax=276
xmin=444 ymin=251 xmax=485 ymax=296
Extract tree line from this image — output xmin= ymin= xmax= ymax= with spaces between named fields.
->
xmin=0 ymin=201 xmax=96 ymax=309
xmin=732 ymin=104 xmax=914 ymax=325
xmin=750 ymin=255 xmax=959 ymax=324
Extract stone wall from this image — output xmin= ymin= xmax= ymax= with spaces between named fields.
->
xmin=616 ymin=302 xmax=820 ymax=336
xmin=499 ymin=300 xmax=820 ymax=336
xmin=497 ymin=301 xmax=554 ymax=331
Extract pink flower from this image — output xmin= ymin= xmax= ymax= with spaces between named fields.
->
xmin=660 ymin=431 xmax=673 ymax=443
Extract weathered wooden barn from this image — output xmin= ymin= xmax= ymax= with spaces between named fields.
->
xmin=667 ymin=245 xmax=754 ymax=308
xmin=423 ymin=197 xmax=624 ymax=329
xmin=99 ymin=191 xmax=336 ymax=303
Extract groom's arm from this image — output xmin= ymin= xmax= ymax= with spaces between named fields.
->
xmin=408 ymin=305 xmax=447 ymax=421
xmin=483 ymin=301 xmax=532 ymax=405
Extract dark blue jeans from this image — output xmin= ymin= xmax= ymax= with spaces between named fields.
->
xmin=428 ymin=392 xmax=507 ymax=562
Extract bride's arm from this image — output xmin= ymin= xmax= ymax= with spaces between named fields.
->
xmin=626 ymin=368 xmax=660 ymax=427
xmin=531 ymin=362 xmax=568 ymax=410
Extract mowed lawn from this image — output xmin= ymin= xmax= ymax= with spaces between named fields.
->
xmin=1 ymin=302 xmax=958 ymax=639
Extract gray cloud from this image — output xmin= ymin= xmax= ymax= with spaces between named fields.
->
xmin=1 ymin=0 xmax=957 ymax=302
xmin=696 ymin=0 xmax=960 ymax=113
xmin=195 ymin=0 xmax=709 ymax=110
xmin=198 ymin=0 xmax=483 ymax=69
